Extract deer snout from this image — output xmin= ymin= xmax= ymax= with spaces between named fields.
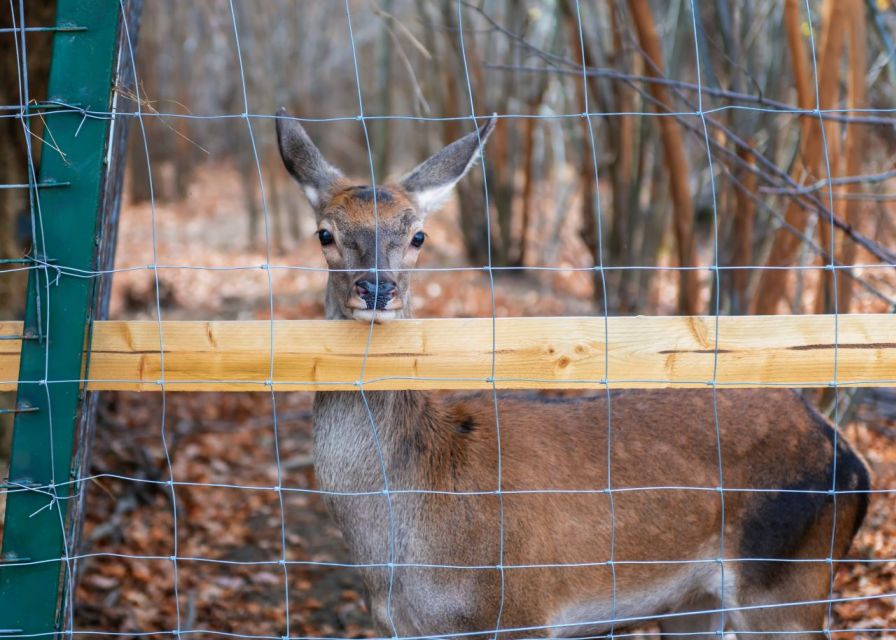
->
xmin=355 ymin=278 xmax=397 ymax=310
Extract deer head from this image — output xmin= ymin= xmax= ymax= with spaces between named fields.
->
xmin=276 ymin=108 xmax=496 ymax=323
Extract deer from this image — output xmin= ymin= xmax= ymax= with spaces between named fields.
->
xmin=275 ymin=108 xmax=870 ymax=640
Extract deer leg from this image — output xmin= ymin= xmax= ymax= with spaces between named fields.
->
xmin=726 ymin=564 xmax=830 ymax=640
xmin=658 ymin=594 xmax=724 ymax=640
xmin=726 ymin=601 xmax=827 ymax=640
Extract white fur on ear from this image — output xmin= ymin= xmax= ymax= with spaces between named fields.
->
xmin=303 ymin=186 xmax=321 ymax=209
xmin=400 ymin=116 xmax=496 ymax=215
xmin=411 ymin=178 xmax=468 ymax=214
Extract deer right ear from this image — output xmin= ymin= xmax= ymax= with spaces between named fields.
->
xmin=276 ymin=108 xmax=343 ymax=210
xmin=400 ymin=116 xmax=496 ymax=214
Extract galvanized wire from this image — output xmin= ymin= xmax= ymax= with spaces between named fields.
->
xmin=0 ymin=1 xmax=893 ymax=639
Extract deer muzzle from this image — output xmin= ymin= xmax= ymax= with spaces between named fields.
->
xmin=355 ymin=278 xmax=397 ymax=310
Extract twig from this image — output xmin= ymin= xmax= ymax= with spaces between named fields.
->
xmin=483 ymin=62 xmax=896 ymax=127
xmin=760 ymin=167 xmax=896 ymax=195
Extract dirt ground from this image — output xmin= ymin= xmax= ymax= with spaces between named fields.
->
xmin=64 ymin=164 xmax=896 ymax=638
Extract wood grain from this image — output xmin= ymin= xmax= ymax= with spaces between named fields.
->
xmin=0 ymin=315 xmax=892 ymax=391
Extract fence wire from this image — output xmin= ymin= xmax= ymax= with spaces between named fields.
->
xmin=1 ymin=1 xmax=895 ymax=639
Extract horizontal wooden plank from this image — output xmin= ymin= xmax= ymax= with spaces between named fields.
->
xmin=0 ymin=315 xmax=892 ymax=391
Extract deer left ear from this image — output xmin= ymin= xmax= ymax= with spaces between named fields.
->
xmin=400 ymin=116 xmax=496 ymax=214
xmin=276 ymin=107 xmax=344 ymax=211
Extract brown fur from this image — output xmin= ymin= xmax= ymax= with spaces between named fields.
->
xmin=327 ymin=183 xmax=416 ymax=223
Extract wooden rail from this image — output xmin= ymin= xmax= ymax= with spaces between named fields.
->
xmin=0 ymin=314 xmax=892 ymax=391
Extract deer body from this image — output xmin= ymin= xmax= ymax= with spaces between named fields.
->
xmin=313 ymin=387 xmax=867 ymax=639
xmin=276 ymin=110 xmax=870 ymax=639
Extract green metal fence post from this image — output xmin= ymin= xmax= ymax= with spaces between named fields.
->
xmin=0 ymin=1 xmax=123 ymax=635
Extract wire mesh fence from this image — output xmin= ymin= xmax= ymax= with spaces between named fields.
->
xmin=1 ymin=0 xmax=896 ymax=638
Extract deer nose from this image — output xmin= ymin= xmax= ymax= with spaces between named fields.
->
xmin=355 ymin=278 xmax=396 ymax=310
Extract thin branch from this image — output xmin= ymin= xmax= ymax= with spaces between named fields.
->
xmin=483 ymin=62 xmax=896 ymax=127
xmin=760 ymin=166 xmax=896 ymax=195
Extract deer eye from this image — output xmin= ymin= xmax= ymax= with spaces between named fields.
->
xmin=411 ymin=231 xmax=426 ymax=248
xmin=318 ymin=229 xmax=334 ymax=246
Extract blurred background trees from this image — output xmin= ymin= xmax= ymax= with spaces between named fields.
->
xmin=4 ymin=0 xmax=896 ymax=319
xmin=4 ymin=1 xmax=896 ymax=321
xmin=119 ymin=0 xmax=896 ymax=319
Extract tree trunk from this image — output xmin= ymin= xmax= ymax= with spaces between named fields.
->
xmin=440 ymin=0 xmax=490 ymax=265
xmin=836 ymin=0 xmax=867 ymax=314
xmin=753 ymin=0 xmax=845 ymax=313
xmin=627 ymin=0 xmax=699 ymax=315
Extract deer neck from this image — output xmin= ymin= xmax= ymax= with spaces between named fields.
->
xmin=315 ymin=281 xmax=436 ymax=493
xmin=313 ymin=389 xmax=443 ymax=493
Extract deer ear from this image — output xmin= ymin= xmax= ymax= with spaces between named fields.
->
xmin=400 ymin=116 xmax=496 ymax=214
xmin=276 ymin=108 xmax=344 ymax=209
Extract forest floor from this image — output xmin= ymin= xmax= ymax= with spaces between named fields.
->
xmin=57 ymin=164 xmax=896 ymax=637
xmin=73 ymin=389 xmax=896 ymax=639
